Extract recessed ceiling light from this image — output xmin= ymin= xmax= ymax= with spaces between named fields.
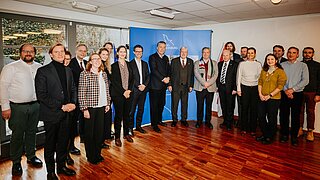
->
xmin=71 ymin=1 xmax=98 ymax=12
xmin=271 ymin=0 xmax=282 ymax=5
xmin=150 ymin=9 xmax=175 ymax=19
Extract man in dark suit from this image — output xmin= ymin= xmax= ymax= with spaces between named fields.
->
xmin=35 ymin=43 xmax=77 ymax=179
xmin=68 ymin=43 xmax=87 ymax=155
xmin=149 ymin=41 xmax=170 ymax=133
xmin=217 ymin=49 xmax=238 ymax=130
xmin=168 ymin=47 xmax=194 ymax=127
xmin=129 ymin=45 xmax=150 ymax=135
xmin=273 ymin=45 xmax=287 ymax=63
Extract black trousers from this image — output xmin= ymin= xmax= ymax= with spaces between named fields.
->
xmin=84 ymin=107 xmax=104 ymax=162
xmin=240 ymin=85 xmax=259 ymax=132
xmin=113 ymin=96 xmax=132 ymax=139
xmin=236 ymin=95 xmax=242 ymax=125
xmin=74 ymin=104 xmax=84 ymax=140
xmin=196 ymin=89 xmax=214 ymax=123
xmin=67 ymin=111 xmax=76 ymax=151
xmin=149 ymin=88 xmax=166 ymax=128
xmin=280 ymin=91 xmax=303 ymax=138
xmin=44 ymin=114 xmax=69 ymax=173
xmin=218 ymin=85 xmax=235 ymax=127
xmin=103 ymin=106 xmax=113 ymax=140
xmin=129 ymin=90 xmax=147 ymax=128
xmin=258 ymin=99 xmax=280 ymax=139
xmin=171 ymin=85 xmax=189 ymax=122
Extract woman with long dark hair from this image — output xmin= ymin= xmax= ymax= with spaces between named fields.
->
xmin=98 ymin=48 xmax=113 ymax=148
xmin=256 ymin=53 xmax=287 ymax=144
xmin=110 ymin=45 xmax=133 ymax=147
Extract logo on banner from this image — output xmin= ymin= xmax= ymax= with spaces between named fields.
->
xmin=162 ymin=34 xmax=178 ymax=50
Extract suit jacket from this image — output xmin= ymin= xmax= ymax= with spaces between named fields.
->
xmin=129 ymin=59 xmax=150 ymax=93
xmin=110 ymin=61 xmax=134 ymax=97
xmin=35 ymin=62 xmax=77 ymax=122
xmin=217 ymin=60 xmax=238 ymax=93
xmin=232 ymin=52 xmax=241 ymax=61
xmin=149 ymin=52 xmax=170 ymax=90
xmin=68 ymin=57 xmax=87 ymax=87
xmin=280 ymin=57 xmax=287 ymax=63
xmin=194 ymin=59 xmax=218 ymax=92
xmin=169 ymin=57 xmax=194 ymax=90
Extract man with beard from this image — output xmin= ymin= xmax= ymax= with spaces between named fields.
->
xmin=298 ymin=47 xmax=320 ymax=142
xmin=0 ymin=43 xmax=43 ymax=176
xmin=273 ymin=45 xmax=287 ymax=63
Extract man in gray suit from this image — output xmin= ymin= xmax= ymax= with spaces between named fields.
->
xmin=194 ymin=47 xmax=218 ymax=129
xmin=168 ymin=47 xmax=194 ymax=127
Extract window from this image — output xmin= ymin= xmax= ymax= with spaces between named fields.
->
xmin=2 ymin=17 xmax=66 ymax=65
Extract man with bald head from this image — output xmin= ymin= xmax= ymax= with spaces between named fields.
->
xmin=217 ymin=49 xmax=238 ymax=130
xmin=168 ymin=47 xmax=194 ymax=127
xmin=0 ymin=43 xmax=43 ymax=176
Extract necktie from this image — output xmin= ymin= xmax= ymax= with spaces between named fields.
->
xmin=182 ymin=59 xmax=185 ymax=67
xmin=220 ymin=62 xmax=227 ymax=84
xmin=80 ymin=61 xmax=84 ymax=71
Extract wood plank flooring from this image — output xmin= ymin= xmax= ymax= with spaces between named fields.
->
xmin=1 ymin=116 xmax=320 ymax=179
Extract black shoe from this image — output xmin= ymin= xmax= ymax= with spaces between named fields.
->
xmin=171 ymin=121 xmax=177 ymax=127
xmin=57 ymin=166 xmax=76 ymax=176
xmin=124 ymin=135 xmax=134 ymax=143
xmin=153 ymin=126 xmax=161 ymax=133
xmin=69 ymin=147 xmax=81 ymax=155
xmin=195 ymin=121 xmax=201 ymax=128
xmin=12 ymin=163 xmax=22 ymax=176
xmin=115 ymin=138 xmax=122 ymax=147
xmin=47 ymin=172 xmax=58 ymax=180
xmin=291 ymin=138 xmax=299 ymax=146
xmin=136 ymin=127 xmax=146 ymax=134
xmin=98 ymin=155 xmax=104 ymax=163
xmin=262 ymin=138 xmax=272 ymax=145
xmin=181 ymin=121 xmax=189 ymax=127
xmin=128 ymin=128 xmax=135 ymax=137
xmin=280 ymin=135 xmax=288 ymax=143
xmin=158 ymin=122 xmax=167 ymax=127
xmin=87 ymin=159 xmax=99 ymax=165
xmin=226 ymin=126 xmax=232 ymax=131
xmin=219 ymin=123 xmax=225 ymax=129
xmin=256 ymin=136 xmax=265 ymax=142
xmin=66 ymin=154 xmax=74 ymax=165
xmin=101 ymin=142 xmax=110 ymax=149
xmin=27 ymin=156 xmax=43 ymax=168
xmin=205 ymin=122 xmax=213 ymax=129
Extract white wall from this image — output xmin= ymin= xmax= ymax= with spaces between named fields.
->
xmin=181 ymin=14 xmax=320 ymax=133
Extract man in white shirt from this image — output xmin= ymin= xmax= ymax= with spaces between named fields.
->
xmin=129 ymin=45 xmax=150 ymax=135
xmin=0 ymin=43 xmax=43 ymax=176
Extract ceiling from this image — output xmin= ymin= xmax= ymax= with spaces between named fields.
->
xmin=15 ymin=0 xmax=320 ymax=28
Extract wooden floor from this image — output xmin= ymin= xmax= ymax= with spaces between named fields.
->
xmin=1 ymin=116 xmax=320 ymax=180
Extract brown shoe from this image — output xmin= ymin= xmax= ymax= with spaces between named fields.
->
xmin=124 ymin=135 xmax=134 ymax=143
xmin=306 ymin=130 xmax=314 ymax=142
xmin=115 ymin=138 xmax=122 ymax=147
xmin=297 ymin=127 xmax=303 ymax=137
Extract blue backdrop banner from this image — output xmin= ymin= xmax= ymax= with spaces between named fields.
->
xmin=129 ymin=27 xmax=212 ymax=126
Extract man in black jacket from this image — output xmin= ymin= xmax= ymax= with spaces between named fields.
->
xmin=168 ymin=47 xmax=194 ymax=127
xmin=68 ymin=43 xmax=87 ymax=154
xmin=299 ymin=47 xmax=320 ymax=141
xmin=149 ymin=41 xmax=170 ymax=133
xmin=36 ymin=43 xmax=77 ymax=179
xmin=129 ymin=45 xmax=150 ymax=135
xmin=217 ymin=50 xmax=238 ymax=130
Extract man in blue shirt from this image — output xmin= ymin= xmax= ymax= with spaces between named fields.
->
xmin=280 ymin=47 xmax=309 ymax=146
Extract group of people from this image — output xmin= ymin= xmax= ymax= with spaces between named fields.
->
xmin=0 ymin=41 xmax=319 ymax=179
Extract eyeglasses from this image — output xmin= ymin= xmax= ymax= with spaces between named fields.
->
xmin=22 ymin=50 xmax=35 ymax=54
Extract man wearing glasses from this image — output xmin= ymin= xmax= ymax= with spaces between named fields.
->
xmin=0 ymin=43 xmax=43 ymax=176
